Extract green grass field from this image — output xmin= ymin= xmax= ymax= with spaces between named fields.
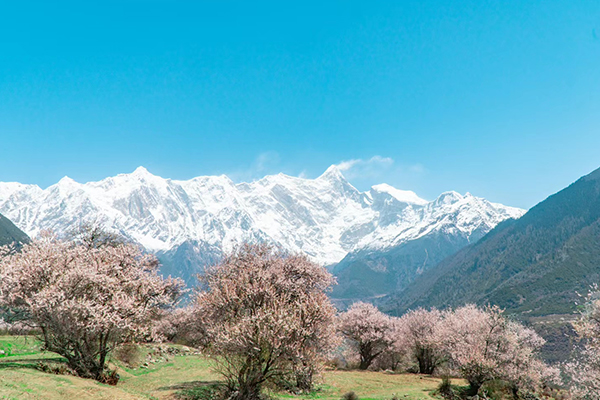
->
xmin=0 ymin=336 xmax=446 ymax=400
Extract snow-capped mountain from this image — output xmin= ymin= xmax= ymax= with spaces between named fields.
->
xmin=0 ymin=166 xmax=524 ymax=287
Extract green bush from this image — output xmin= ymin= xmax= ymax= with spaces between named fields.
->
xmin=112 ymin=343 xmax=142 ymax=368
xmin=177 ymin=383 xmax=227 ymax=400
xmin=437 ymin=376 xmax=455 ymax=400
xmin=342 ymin=391 xmax=359 ymax=400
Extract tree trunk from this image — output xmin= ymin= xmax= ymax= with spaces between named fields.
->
xmin=467 ymin=380 xmax=483 ymax=396
xmin=235 ymin=382 xmax=262 ymax=400
xmin=294 ymin=362 xmax=314 ymax=392
xmin=511 ymin=385 xmax=520 ymax=400
xmin=359 ymin=353 xmax=376 ymax=370
xmin=416 ymin=347 xmax=436 ymax=375
xmin=359 ymin=342 xmax=374 ymax=370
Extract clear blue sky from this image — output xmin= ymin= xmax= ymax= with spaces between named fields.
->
xmin=0 ymin=0 xmax=599 ymax=209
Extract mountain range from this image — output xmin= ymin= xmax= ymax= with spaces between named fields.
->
xmin=0 ymin=166 xmax=523 ymax=288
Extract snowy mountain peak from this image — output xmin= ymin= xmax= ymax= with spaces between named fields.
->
xmin=57 ymin=176 xmax=78 ymax=185
xmin=0 ymin=167 xmax=525 ymax=267
xmin=54 ymin=176 xmax=81 ymax=194
xmin=371 ymin=184 xmax=428 ymax=205
xmin=131 ymin=166 xmax=152 ymax=177
xmin=318 ymin=165 xmax=346 ymax=182
xmin=434 ymin=191 xmax=463 ymax=205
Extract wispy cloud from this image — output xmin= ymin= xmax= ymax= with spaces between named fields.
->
xmin=409 ymin=163 xmax=425 ymax=174
xmin=228 ymin=153 xmax=424 ymax=186
xmin=254 ymin=151 xmax=280 ymax=173
xmin=334 ymin=156 xmax=394 ymax=179
xmin=229 ymin=151 xmax=282 ymax=182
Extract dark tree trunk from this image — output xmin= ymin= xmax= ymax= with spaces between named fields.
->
xmin=467 ymin=380 xmax=483 ymax=396
xmin=294 ymin=362 xmax=314 ymax=392
xmin=416 ymin=347 xmax=436 ymax=375
xmin=234 ymin=383 xmax=262 ymax=400
xmin=511 ymin=385 xmax=520 ymax=400
xmin=359 ymin=342 xmax=378 ymax=370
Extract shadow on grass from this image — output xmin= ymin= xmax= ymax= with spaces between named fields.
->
xmin=0 ymin=357 xmax=66 ymax=370
xmin=157 ymin=380 xmax=223 ymax=391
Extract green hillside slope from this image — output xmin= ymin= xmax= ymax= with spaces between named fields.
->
xmin=331 ymin=232 xmax=479 ymax=301
xmin=386 ymin=166 xmax=600 ymax=318
xmin=0 ymin=213 xmax=29 ymax=247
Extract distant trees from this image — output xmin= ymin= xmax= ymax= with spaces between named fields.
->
xmin=336 ymin=302 xmax=558 ymax=398
xmin=567 ymin=288 xmax=600 ymax=399
xmin=0 ymin=231 xmax=183 ymax=383
xmin=337 ymin=302 xmax=395 ymax=370
xmin=185 ymin=244 xmax=337 ymax=400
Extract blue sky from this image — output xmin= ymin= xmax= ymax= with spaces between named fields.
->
xmin=0 ymin=0 xmax=599 ymax=209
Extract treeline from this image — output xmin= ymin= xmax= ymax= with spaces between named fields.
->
xmin=0 ymin=229 xmax=599 ymax=400
xmin=337 ymin=302 xmax=559 ymax=396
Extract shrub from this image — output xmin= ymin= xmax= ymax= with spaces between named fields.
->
xmin=342 ymin=391 xmax=359 ymax=400
xmin=176 ymin=383 xmax=226 ymax=400
xmin=437 ymin=376 xmax=455 ymax=400
xmin=113 ymin=343 xmax=142 ymax=368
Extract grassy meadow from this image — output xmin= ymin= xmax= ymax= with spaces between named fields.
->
xmin=0 ymin=336 xmax=447 ymax=400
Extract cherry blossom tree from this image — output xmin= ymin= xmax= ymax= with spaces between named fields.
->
xmin=188 ymin=243 xmax=337 ymax=399
xmin=0 ymin=232 xmax=183 ymax=383
xmin=500 ymin=321 xmax=561 ymax=397
xmin=395 ymin=308 xmax=445 ymax=374
xmin=337 ymin=302 xmax=394 ymax=370
xmin=443 ymin=305 xmax=559 ymax=396
xmin=567 ymin=288 xmax=600 ymax=399
xmin=369 ymin=317 xmax=407 ymax=371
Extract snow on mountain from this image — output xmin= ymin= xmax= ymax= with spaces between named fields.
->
xmin=357 ymin=190 xmax=524 ymax=252
xmin=370 ymin=184 xmax=428 ymax=206
xmin=0 ymin=166 xmax=525 ymax=267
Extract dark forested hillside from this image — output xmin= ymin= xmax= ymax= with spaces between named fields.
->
xmin=330 ymin=231 xmax=484 ymax=301
xmin=0 ymin=213 xmax=29 ymax=247
xmin=386 ymin=167 xmax=600 ymax=318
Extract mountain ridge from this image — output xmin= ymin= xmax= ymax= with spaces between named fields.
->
xmin=0 ymin=166 xmax=524 ymax=286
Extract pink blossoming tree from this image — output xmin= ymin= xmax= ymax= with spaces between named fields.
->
xmin=188 ymin=244 xmax=337 ymax=400
xmin=567 ymin=288 xmax=600 ymax=399
xmin=0 ymin=232 xmax=183 ymax=383
xmin=337 ymin=302 xmax=395 ymax=370
xmin=444 ymin=305 xmax=559 ymax=396
xmin=395 ymin=308 xmax=445 ymax=374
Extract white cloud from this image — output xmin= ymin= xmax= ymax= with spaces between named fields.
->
xmin=335 ymin=159 xmax=361 ymax=172
xmin=333 ymin=156 xmax=394 ymax=179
